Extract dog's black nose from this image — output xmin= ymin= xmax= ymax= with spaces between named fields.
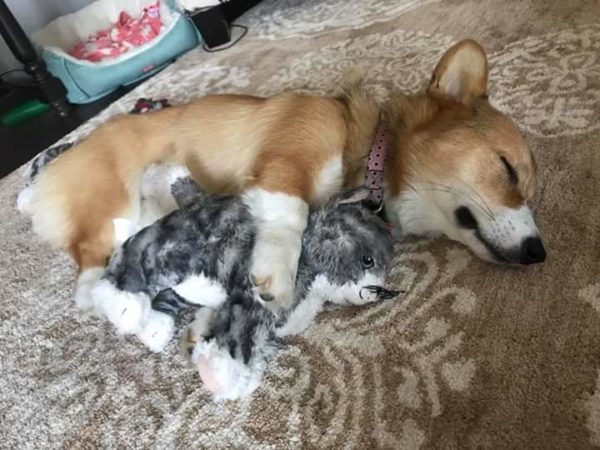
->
xmin=520 ymin=237 xmax=546 ymax=264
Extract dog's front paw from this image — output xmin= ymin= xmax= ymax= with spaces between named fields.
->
xmin=243 ymin=188 xmax=307 ymax=312
xmin=250 ymin=244 xmax=296 ymax=312
xmin=74 ymin=268 xmax=105 ymax=312
xmin=137 ymin=311 xmax=175 ymax=352
xmin=140 ymin=163 xmax=191 ymax=215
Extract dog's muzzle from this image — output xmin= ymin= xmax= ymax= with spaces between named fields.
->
xmin=360 ymin=285 xmax=401 ymax=300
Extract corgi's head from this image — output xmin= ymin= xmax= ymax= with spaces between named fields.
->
xmin=386 ymin=40 xmax=546 ymax=265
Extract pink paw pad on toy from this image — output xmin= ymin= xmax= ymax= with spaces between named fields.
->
xmin=186 ymin=323 xmax=262 ymax=401
xmin=197 ymin=354 xmax=221 ymax=394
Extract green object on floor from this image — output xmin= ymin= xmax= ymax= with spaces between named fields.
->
xmin=1 ymin=99 xmax=50 ymax=127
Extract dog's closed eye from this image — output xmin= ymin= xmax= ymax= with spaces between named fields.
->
xmin=500 ymin=156 xmax=518 ymax=185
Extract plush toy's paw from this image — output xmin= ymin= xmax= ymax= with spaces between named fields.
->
xmin=137 ymin=310 xmax=175 ymax=352
xmin=184 ymin=308 xmax=262 ymax=400
xmin=192 ymin=340 xmax=262 ymax=401
xmin=74 ymin=268 xmax=105 ymax=312
xmin=91 ymin=279 xmax=148 ymax=334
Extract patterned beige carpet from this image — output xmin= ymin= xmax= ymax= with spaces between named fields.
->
xmin=1 ymin=0 xmax=600 ymax=448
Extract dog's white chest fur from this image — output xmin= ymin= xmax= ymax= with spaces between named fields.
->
xmin=386 ymin=189 xmax=447 ymax=238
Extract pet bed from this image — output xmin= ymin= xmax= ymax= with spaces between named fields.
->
xmin=31 ymin=0 xmax=200 ymax=104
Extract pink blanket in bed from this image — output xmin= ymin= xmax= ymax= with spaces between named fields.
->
xmin=69 ymin=1 xmax=163 ymax=62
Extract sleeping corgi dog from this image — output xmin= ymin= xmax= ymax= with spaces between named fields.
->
xmin=21 ymin=39 xmax=545 ymax=311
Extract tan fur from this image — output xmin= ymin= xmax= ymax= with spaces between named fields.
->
xmin=249 ymin=95 xmax=348 ymax=199
xmin=28 ymin=39 xmax=536 ymax=271
xmin=384 ymin=40 xmax=535 ymax=211
xmin=29 ymin=93 xmax=354 ymax=270
xmin=428 ymin=39 xmax=489 ymax=105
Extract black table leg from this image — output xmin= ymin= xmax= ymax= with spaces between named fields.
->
xmin=0 ymin=0 xmax=71 ymax=118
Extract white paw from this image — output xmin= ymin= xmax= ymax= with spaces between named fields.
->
xmin=91 ymin=280 xmax=149 ymax=334
xmin=243 ymin=188 xmax=307 ymax=312
xmin=137 ymin=311 xmax=175 ymax=352
xmin=73 ymin=268 xmax=105 ymax=311
xmin=16 ymin=186 xmax=34 ymax=215
xmin=112 ymin=218 xmax=140 ymax=245
xmin=250 ymin=238 xmax=298 ymax=311
xmin=140 ymin=163 xmax=191 ymax=210
xmin=192 ymin=340 xmax=262 ymax=401
xmin=165 ymin=165 xmax=192 ymax=185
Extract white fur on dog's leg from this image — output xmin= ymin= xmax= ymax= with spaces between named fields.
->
xmin=140 ymin=164 xmax=191 ymax=212
xmin=112 ymin=218 xmax=140 ymax=246
xmin=139 ymin=197 xmax=164 ymax=228
xmin=192 ymin=340 xmax=262 ymax=401
xmin=16 ymin=186 xmax=34 ymax=215
xmin=137 ymin=310 xmax=175 ymax=352
xmin=91 ymin=279 xmax=149 ymax=334
xmin=250 ymin=231 xmax=300 ymax=312
xmin=73 ymin=267 xmax=105 ymax=311
xmin=244 ymin=188 xmax=308 ymax=311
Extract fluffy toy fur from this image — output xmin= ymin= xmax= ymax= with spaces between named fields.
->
xmin=90 ymin=167 xmax=399 ymax=399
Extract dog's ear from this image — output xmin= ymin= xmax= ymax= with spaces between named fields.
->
xmin=428 ymin=39 xmax=488 ymax=106
xmin=335 ymin=187 xmax=370 ymax=205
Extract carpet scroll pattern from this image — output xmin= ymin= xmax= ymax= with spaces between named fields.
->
xmin=1 ymin=0 xmax=599 ymax=448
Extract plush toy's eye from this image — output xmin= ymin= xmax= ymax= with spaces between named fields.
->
xmin=361 ymin=255 xmax=374 ymax=269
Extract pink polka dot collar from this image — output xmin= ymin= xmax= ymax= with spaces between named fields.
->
xmin=364 ymin=121 xmax=389 ymax=208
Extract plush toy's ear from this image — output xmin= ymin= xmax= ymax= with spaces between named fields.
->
xmin=336 ymin=187 xmax=371 ymax=205
xmin=428 ymin=39 xmax=488 ymax=106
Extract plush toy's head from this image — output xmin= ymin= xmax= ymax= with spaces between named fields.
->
xmin=301 ymin=187 xmax=399 ymax=305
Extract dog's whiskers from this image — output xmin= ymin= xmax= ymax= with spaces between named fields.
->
xmin=417 ymin=181 xmax=494 ymax=218
xmin=456 ymin=181 xmax=495 ymax=219
xmin=408 ymin=182 xmax=495 ymax=220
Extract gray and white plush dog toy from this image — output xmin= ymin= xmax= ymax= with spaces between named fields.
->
xmin=90 ymin=168 xmax=399 ymax=400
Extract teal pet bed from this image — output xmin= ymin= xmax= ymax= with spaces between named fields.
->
xmin=31 ymin=0 xmax=200 ymax=104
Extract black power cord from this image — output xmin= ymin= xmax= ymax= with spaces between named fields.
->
xmin=0 ymin=68 xmax=24 ymax=79
xmin=201 ymin=23 xmax=247 ymax=52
